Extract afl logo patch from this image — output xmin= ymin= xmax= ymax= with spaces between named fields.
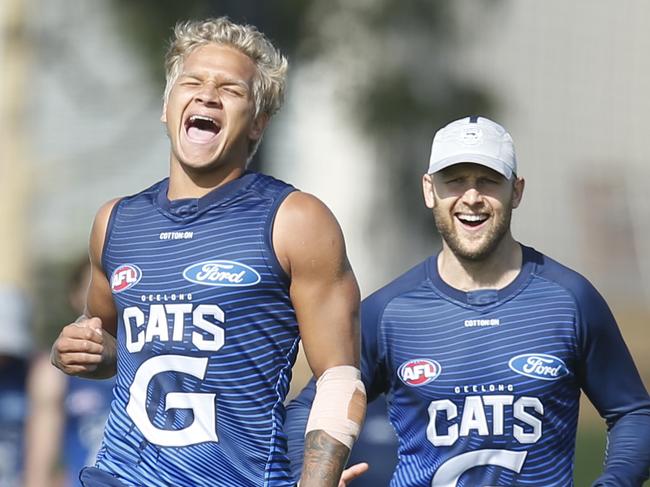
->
xmin=508 ymin=353 xmax=569 ymax=381
xmin=183 ymin=260 xmax=261 ymax=287
xmin=398 ymin=358 xmax=441 ymax=387
xmin=110 ymin=264 xmax=142 ymax=293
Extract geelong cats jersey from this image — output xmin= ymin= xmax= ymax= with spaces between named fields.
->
xmin=97 ymin=172 xmax=300 ymax=486
xmin=287 ymin=246 xmax=650 ymax=486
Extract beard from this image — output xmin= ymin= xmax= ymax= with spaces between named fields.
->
xmin=432 ymin=199 xmax=514 ymax=262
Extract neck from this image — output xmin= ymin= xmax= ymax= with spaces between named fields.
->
xmin=437 ymin=234 xmax=522 ymax=291
xmin=167 ymin=160 xmax=246 ymax=199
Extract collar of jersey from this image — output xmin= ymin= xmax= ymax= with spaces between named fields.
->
xmin=156 ymin=170 xmax=257 ymax=220
xmin=426 ymin=244 xmax=536 ymax=306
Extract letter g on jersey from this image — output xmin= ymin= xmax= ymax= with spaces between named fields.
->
xmin=126 ymin=355 xmax=218 ymax=446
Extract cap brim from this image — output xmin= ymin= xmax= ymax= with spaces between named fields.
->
xmin=428 ymin=153 xmax=514 ymax=179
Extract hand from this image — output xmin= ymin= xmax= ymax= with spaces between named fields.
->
xmin=51 ymin=317 xmax=114 ymax=377
xmin=338 ymin=462 xmax=369 ymax=487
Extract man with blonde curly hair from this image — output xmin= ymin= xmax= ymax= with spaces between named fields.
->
xmin=51 ymin=17 xmax=365 ymax=487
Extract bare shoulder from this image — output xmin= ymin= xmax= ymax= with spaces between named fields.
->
xmin=275 ymin=191 xmax=342 ymax=237
xmin=89 ymin=198 xmax=121 ymax=261
xmin=273 ymin=191 xmax=349 ymax=277
xmin=92 ymin=198 xmax=121 ymax=234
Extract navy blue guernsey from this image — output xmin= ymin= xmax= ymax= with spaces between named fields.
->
xmin=287 ymin=246 xmax=650 ymax=486
xmin=97 ymin=172 xmax=299 ymax=486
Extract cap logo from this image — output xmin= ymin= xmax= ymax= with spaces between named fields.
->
xmin=461 ymin=126 xmax=483 ymax=145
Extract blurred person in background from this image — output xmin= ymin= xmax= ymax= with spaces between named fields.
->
xmin=287 ymin=116 xmax=650 ymax=486
xmin=50 ymin=16 xmax=364 ymax=487
xmin=0 ymin=288 xmax=31 ymax=487
xmin=25 ymin=258 xmax=115 ymax=487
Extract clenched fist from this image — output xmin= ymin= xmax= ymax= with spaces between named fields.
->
xmin=51 ymin=317 xmax=117 ymax=379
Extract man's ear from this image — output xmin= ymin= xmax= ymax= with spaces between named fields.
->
xmin=249 ymin=113 xmax=269 ymax=141
xmin=511 ymin=176 xmax=525 ymax=209
xmin=422 ymin=173 xmax=436 ymax=209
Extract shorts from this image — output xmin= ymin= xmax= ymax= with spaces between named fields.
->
xmin=79 ymin=467 xmax=131 ymax=487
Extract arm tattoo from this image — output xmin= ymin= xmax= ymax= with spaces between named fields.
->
xmin=299 ymin=430 xmax=350 ymax=487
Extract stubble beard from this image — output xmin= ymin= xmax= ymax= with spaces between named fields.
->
xmin=433 ymin=202 xmax=513 ymax=262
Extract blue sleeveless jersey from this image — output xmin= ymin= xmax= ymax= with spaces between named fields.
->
xmin=97 ymin=172 xmax=300 ymax=486
xmin=287 ymin=246 xmax=650 ymax=486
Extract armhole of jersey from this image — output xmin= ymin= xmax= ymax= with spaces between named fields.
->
xmin=264 ymin=186 xmax=296 ymax=287
xmin=100 ymin=199 xmax=122 ymax=275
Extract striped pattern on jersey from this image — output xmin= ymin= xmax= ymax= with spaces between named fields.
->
xmin=363 ymin=247 xmax=583 ymax=486
xmin=97 ymin=172 xmax=299 ymax=486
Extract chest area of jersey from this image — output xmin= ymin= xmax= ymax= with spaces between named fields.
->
xmin=109 ymin=207 xmax=271 ymax=287
xmin=385 ymin=295 xmax=579 ymax=445
xmin=385 ymin=292 xmax=578 ymax=391
xmin=106 ymin=218 xmax=289 ymax=355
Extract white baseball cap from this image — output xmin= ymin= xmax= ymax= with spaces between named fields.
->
xmin=427 ymin=116 xmax=517 ymax=178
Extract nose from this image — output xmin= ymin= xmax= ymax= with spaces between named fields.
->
xmin=461 ymin=187 xmax=483 ymax=206
xmin=194 ymin=82 xmax=221 ymax=107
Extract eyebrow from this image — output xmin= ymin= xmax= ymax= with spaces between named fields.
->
xmin=179 ymin=72 xmax=250 ymax=90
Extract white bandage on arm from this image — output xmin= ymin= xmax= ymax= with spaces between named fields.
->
xmin=304 ymin=365 xmax=367 ymax=450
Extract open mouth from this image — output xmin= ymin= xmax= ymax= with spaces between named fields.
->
xmin=184 ymin=115 xmax=221 ymax=143
xmin=456 ymin=213 xmax=489 ymax=227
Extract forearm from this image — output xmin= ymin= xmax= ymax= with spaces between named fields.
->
xmin=300 ymin=431 xmax=350 ymax=487
xmin=592 ymin=409 xmax=650 ymax=486
xmin=299 ymin=367 xmax=366 ymax=486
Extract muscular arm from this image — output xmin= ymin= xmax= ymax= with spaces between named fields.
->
xmin=274 ymin=192 xmax=363 ymax=486
xmin=51 ymin=199 xmax=119 ymax=379
xmin=286 ymin=285 xmax=393 ymax=479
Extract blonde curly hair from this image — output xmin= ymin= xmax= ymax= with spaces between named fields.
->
xmin=164 ymin=18 xmax=288 ymax=157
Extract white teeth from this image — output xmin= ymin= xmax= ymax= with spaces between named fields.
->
xmin=189 ymin=115 xmax=216 ymax=124
xmin=458 ymin=214 xmax=488 ymax=222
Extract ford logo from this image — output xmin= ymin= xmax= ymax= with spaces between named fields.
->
xmin=508 ymin=353 xmax=569 ymax=381
xmin=183 ymin=260 xmax=261 ymax=287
